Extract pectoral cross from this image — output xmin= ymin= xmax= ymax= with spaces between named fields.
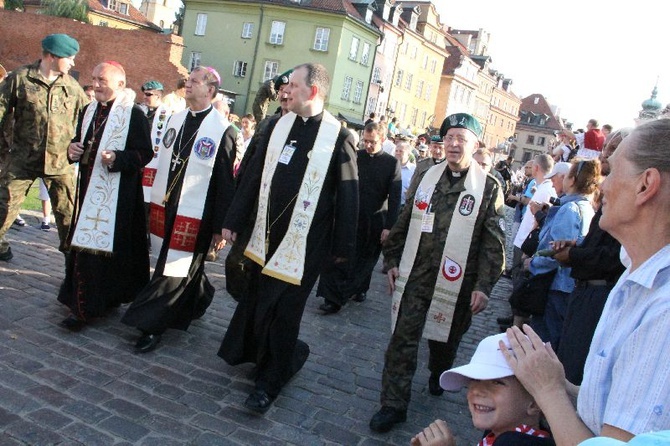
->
xmin=81 ymin=138 xmax=94 ymax=165
xmin=171 ymin=155 xmax=182 ymax=172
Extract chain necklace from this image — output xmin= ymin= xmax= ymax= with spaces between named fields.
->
xmin=163 ymin=120 xmax=197 ymax=204
xmin=82 ymin=108 xmax=109 ymax=165
xmin=265 ymin=189 xmax=300 ymax=252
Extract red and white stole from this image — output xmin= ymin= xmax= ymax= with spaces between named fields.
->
xmin=478 ymin=424 xmax=551 ymax=446
xmin=142 ymin=104 xmax=171 ymax=203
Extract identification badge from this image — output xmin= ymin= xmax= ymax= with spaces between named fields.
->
xmin=421 ymin=212 xmax=435 ymax=233
xmin=278 ymin=142 xmax=297 ymax=165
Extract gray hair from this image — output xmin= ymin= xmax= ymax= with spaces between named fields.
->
xmin=627 ymin=119 xmax=670 ymax=174
xmin=534 ymin=153 xmax=554 ymax=174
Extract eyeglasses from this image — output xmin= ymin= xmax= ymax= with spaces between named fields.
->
xmin=143 ymin=92 xmax=155 ymax=97
xmin=575 ymin=160 xmax=586 ymax=178
xmin=443 ymin=135 xmax=470 ymax=145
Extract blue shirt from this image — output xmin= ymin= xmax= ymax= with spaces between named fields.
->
xmin=578 ymin=244 xmax=670 ymax=434
xmin=530 ymin=194 xmax=594 ymax=293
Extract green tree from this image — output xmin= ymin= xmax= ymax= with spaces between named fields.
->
xmin=4 ymin=0 xmax=24 ymax=10
xmin=40 ymin=0 xmax=89 ymax=23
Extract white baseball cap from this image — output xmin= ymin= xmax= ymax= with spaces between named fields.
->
xmin=545 ymin=162 xmax=572 ymax=179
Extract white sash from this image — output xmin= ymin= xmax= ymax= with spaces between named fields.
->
xmin=70 ymin=89 xmax=135 ymax=254
xmin=391 ymin=162 xmax=487 ymax=342
xmin=245 ymin=111 xmax=340 ymax=285
xmin=149 ymin=108 xmax=229 ymax=277
xmin=142 ymin=104 xmax=171 ymax=203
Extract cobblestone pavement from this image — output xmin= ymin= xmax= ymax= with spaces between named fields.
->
xmin=0 ymin=209 xmax=514 ymax=445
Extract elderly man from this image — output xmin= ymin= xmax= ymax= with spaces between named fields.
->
xmin=395 ymin=139 xmax=416 ymax=206
xmin=122 ymin=67 xmax=239 ymax=353
xmin=317 ymin=121 xmax=401 ymax=313
xmin=369 ymin=113 xmax=506 ymax=433
xmin=58 ymin=62 xmax=152 ymax=331
xmin=505 ymin=118 xmax=670 ymax=443
xmin=0 ymin=34 xmax=87 ymax=261
xmin=218 ymin=63 xmax=358 ymax=413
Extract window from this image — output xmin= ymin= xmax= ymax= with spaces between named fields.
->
xmin=99 ymin=21 xmax=109 ymax=27
xmin=526 ymin=135 xmax=535 ymax=144
xmin=522 ymin=151 xmax=532 ymax=163
xmin=313 ymin=27 xmax=330 ymax=51
xmin=263 ymin=61 xmax=279 ymax=81
xmin=410 ymin=107 xmax=418 ymax=126
xmin=399 ymin=103 xmax=407 ymax=122
xmin=349 ymin=37 xmax=359 ymax=60
xmin=410 ymin=45 xmax=417 ymax=59
xmin=372 ymin=67 xmax=382 ymax=84
xmin=269 ymin=21 xmax=285 ymax=44
xmin=159 ymin=20 xmax=164 ymax=28
xmin=420 ymin=111 xmax=427 ymax=128
xmin=361 ymin=42 xmax=371 ymax=65
xmin=404 ymin=73 xmax=413 ymax=91
xmin=233 ymin=61 xmax=247 ymax=77
xmin=394 ymin=69 xmax=403 ymax=87
xmin=195 ymin=13 xmax=207 ymax=36
xmin=189 ymin=52 xmax=201 ymax=71
xmin=342 ymin=76 xmax=353 ymax=101
xmin=424 ymin=84 xmax=433 ymax=101
xmin=353 ymin=81 xmax=364 ymax=104
xmin=118 ymin=2 xmax=128 ymax=14
xmin=108 ymin=0 xmax=118 ymax=9
xmin=422 ymin=54 xmax=428 ymax=70
xmin=537 ymin=136 xmax=546 ymax=146
xmin=366 ymin=96 xmax=377 ymax=116
xmin=415 ymin=80 xmax=424 ymax=98
xmin=242 ymin=22 xmax=254 ymax=38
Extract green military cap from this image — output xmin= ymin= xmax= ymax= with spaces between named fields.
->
xmin=274 ymin=69 xmax=293 ymax=88
xmin=430 ymin=135 xmax=444 ymax=144
xmin=439 ymin=113 xmax=483 ymax=139
xmin=41 ymin=34 xmax=80 ymax=58
xmin=141 ymin=80 xmax=164 ymax=91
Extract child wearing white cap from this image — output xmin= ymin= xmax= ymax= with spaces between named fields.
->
xmin=411 ymin=333 xmax=555 ymax=446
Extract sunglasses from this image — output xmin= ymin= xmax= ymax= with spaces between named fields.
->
xmin=144 ymin=92 xmax=155 ymax=97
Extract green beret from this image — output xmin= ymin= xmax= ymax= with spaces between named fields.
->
xmin=141 ymin=80 xmax=164 ymax=92
xmin=439 ymin=113 xmax=483 ymax=139
xmin=41 ymin=34 xmax=79 ymax=58
xmin=430 ymin=135 xmax=443 ymax=144
xmin=274 ymin=69 xmax=294 ymax=88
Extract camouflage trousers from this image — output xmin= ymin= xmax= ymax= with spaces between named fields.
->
xmin=0 ymin=168 xmax=75 ymax=255
xmin=380 ymin=279 xmax=472 ymax=410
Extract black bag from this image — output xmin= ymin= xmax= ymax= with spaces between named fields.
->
xmin=520 ymin=227 xmax=540 ymax=257
xmin=509 ymin=269 xmax=557 ymax=316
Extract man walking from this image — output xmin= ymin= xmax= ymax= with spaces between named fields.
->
xmin=0 ymin=34 xmax=87 ymax=261
xmin=369 ymin=113 xmax=505 ymax=432
xmin=121 ymin=67 xmax=239 ymax=353
xmin=218 ymin=63 xmax=358 ymax=413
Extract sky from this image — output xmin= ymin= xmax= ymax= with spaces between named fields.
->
xmin=434 ymin=0 xmax=668 ymax=130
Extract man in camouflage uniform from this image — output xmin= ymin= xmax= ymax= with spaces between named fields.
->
xmin=250 ymin=69 xmax=292 ymax=123
xmin=0 ymin=34 xmax=87 ymax=261
xmin=369 ymin=113 xmax=506 ymax=433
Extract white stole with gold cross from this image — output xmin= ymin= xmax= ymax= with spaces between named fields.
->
xmin=391 ymin=161 xmax=487 ymax=342
xmin=70 ymin=88 xmax=135 ymax=254
xmin=149 ymin=107 xmax=229 ymax=277
xmin=245 ymin=110 xmax=340 ymax=285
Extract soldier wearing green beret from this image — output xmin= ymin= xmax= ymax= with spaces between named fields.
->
xmin=0 ymin=33 xmax=88 ymax=261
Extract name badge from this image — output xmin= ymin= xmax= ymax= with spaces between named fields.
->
xmin=421 ymin=211 xmax=435 ymax=233
xmin=278 ymin=142 xmax=297 ymax=165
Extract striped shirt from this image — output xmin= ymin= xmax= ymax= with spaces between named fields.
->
xmin=578 ymin=243 xmax=670 ymax=434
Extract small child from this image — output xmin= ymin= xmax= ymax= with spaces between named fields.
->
xmin=411 ymin=333 xmax=555 ymax=446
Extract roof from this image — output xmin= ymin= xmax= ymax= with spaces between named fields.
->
xmin=519 ymin=94 xmax=563 ymax=131
xmin=88 ymin=0 xmax=162 ymax=32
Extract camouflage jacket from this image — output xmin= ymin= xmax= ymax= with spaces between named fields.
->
xmin=0 ymin=61 xmax=87 ymax=176
xmin=383 ymin=165 xmax=506 ymax=297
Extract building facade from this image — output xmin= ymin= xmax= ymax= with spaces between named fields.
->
xmin=514 ymin=93 xmax=564 ymax=164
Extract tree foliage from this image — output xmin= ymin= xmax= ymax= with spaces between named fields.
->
xmin=4 ymin=0 xmax=24 ymax=10
xmin=40 ymin=0 xmax=89 ymax=23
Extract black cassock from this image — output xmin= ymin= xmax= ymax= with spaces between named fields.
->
xmin=317 ymin=149 xmax=401 ymax=306
xmin=121 ymin=107 xmax=237 ymax=335
xmin=58 ymin=101 xmax=153 ymax=320
xmin=218 ymin=112 xmax=359 ymax=397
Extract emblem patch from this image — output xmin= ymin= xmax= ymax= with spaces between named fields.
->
xmin=193 ymin=137 xmax=216 ymax=160
xmin=163 ymin=128 xmax=176 ymax=148
xmin=498 ymin=217 xmax=506 ymax=232
xmin=458 ymin=194 xmax=476 ymax=216
xmin=442 ymin=256 xmax=462 ymax=282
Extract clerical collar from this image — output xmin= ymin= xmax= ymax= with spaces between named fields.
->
xmin=366 ymin=149 xmax=383 ymax=157
xmin=189 ymin=104 xmax=212 ymax=117
xmin=447 ymin=166 xmax=469 ymax=186
xmin=299 ymin=111 xmax=324 ymax=124
xmin=434 ymin=158 xmax=445 ymax=164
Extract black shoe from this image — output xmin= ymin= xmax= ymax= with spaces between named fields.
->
xmin=429 ymin=373 xmax=444 ymax=396
xmin=319 ymin=301 xmax=341 ymax=314
xmin=244 ymin=390 xmax=276 ymax=414
xmin=369 ymin=406 xmax=407 ymax=433
xmin=60 ymin=314 xmax=85 ymax=332
xmin=135 ymin=334 xmax=161 ymax=353
xmin=13 ymin=217 xmax=26 ymax=227
xmin=496 ymin=315 xmax=513 ymax=325
xmin=0 ymin=247 xmax=13 ymax=262
xmin=351 ymin=293 xmax=366 ymax=302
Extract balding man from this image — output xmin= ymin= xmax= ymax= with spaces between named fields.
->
xmin=58 ymin=62 xmax=152 ymax=331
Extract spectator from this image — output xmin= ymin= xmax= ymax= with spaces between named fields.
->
xmin=394 ymin=139 xmax=415 ymax=205
xmin=365 ymin=111 xmax=376 ymax=126
xmin=578 ymin=119 xmax=606 ymax=160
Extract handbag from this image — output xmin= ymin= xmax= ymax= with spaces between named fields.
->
xmin=509 ymin=269 xmax=557 ymax=316
xmin=520 ymin=227 xmax=540 ymax=257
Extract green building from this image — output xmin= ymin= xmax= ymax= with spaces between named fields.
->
xmin=182 ymin=0 xmax=382 ymax=124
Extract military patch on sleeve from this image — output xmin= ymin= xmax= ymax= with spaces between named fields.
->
xmin=499 ymin=217 xmax=506 ymax=232
xmin=458 ymin=194 xmax=476 ymax=216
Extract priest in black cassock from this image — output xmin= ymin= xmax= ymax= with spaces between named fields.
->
xmin=121 ymin=67 xmax=239 ymax=353
xmin=317 ymin=121 xmax=401 ymax=313
xmin=219 ymin=63 xmax=359 ymax=413
xmin=59 ymin=62 xmax=152 ymax=331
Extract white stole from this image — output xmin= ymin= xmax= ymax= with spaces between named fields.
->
xmin=391 ymin=162 xmax=487 ymax=342
xmin=149 ymin=108 xmax=229 ymax=277
xmin=70 ymin=89 xmax=135 ymax=254
xmin=142 ymin=104 xmax=171 ymax=203
xmin=245 ymin=110 xmax=340 ymax=285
